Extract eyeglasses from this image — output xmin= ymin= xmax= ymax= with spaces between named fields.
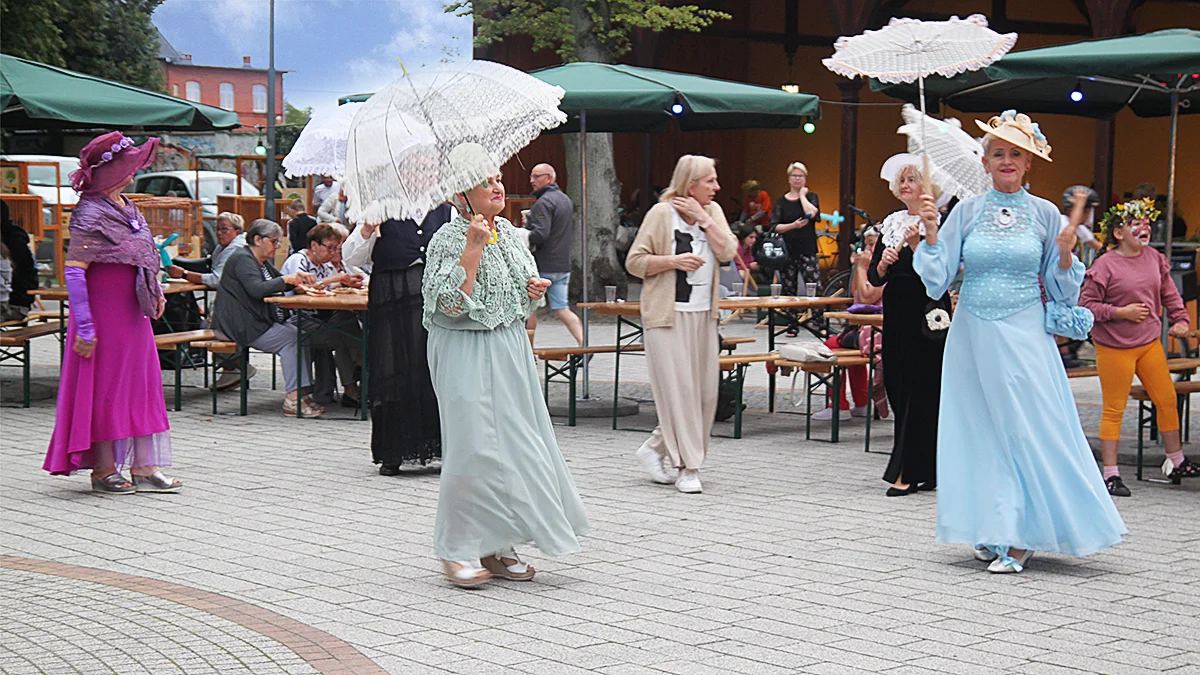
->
xmin=266 ymin=237 xmax=281 ymax=247
xmin=217 ymin=225 xmax=239 ymax=232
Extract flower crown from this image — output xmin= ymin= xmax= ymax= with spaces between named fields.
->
xmin=985 ymin=110 xmax=1052 ymax=157
xmin=1100 ymin=198 xmax=1161 ymax=237
xmin=89 ymin=136 xmax=135 ymax=169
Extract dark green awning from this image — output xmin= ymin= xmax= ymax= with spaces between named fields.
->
xmin=1 ymin=54 xmax=242 ymax=131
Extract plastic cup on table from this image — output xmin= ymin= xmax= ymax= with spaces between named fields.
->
xmin=770 ymin=283 xmax=782 ymax=298
xmin=805 ymin=282 xmax=818 ymax=297
xmin=731 ymin=282 xmax=744 ymax=297
xmin=604 ymin=285 xmax=617 ymax=303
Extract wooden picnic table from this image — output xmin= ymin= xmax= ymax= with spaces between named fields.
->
xmin=265 ymin=292 xmax=369 ymax=420
xmin=579 ymin=296 xmax=854 ymax=427
xmin=34 ymin=281 xmax=208 ymax=301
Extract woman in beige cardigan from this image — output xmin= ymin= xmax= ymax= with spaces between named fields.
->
xmin=625 ymin=155 xmax=737 ymax=493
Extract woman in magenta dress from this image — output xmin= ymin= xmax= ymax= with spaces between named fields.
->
xmin=43 ymin=132 xmax=181 ymax=494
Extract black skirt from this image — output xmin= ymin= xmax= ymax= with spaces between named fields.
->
xmin=874 ymin=247 xmax=945 ymax=486
xmin=368 ymin=266 xmax=441 ymax=465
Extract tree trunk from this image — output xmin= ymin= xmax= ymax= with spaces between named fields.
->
xmin=562 ymin=131 xmax=624 ymax=302
xmin=562 ymin=0 xmax=625 ymax=302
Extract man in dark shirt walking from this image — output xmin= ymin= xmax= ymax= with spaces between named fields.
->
xmin=525 ymin=164 xmax=583 ymax=346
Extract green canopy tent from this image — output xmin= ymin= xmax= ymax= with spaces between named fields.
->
xmin=872 ymin=29 xmax=1200 ymax=259
xmin=1 ymin=54 xmax=241 ymax=131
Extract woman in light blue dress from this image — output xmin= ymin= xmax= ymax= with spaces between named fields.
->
xmin=422 ymin=172 xmax=589 ymax=588
xmin=912 ymin=110 xmax=1126 ymax=574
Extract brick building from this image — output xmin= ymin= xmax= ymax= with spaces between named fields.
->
xmin=157 ymin=29 xmax=285 ymax=130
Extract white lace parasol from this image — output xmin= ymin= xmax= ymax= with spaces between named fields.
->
xmin=281 ymin=102 xmax=364 ymax=179
xmin=822 ymin=14 xmax=1016 ymax=84
xmin=342 ymin=60 xmax=567 ymax=224
xmin=824 ymin=14 xmax=1016 ymax=191
xmin=897 ymin=104 xmax=989 ymax=201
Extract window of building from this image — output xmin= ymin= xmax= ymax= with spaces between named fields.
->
xmin=219 ymin=83 xmax=235 ymax=110
xmin=172 ymin=83 xmax=179 ymax=97
xmin=185 ymin=81 xmax=201 ymax=102
xmin=252 ymin=84 xmax=267 ymax=113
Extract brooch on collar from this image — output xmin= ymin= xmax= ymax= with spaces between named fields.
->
xmin=995 ymin=206 xmax=1016 ymax=229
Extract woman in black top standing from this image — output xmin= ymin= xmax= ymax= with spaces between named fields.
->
xmin=342 ymin=204 xmax=456 ymax=474
xmin=769 ymin=162 xmax=820 ymax=336
xmin=867 ymin=156 xmax=948 ymax=497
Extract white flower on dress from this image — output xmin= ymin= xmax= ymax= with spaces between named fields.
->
xmin=925 ymin=307 xmax=951 ymax=331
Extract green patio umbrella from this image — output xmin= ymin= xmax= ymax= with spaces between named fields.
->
xmin=872 ymin=29 xmax=1200 ymax=258
xmin=1 ymin=54 xmax=241 ymax=131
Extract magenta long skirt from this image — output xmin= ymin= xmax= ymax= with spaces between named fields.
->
xmin=43 ymin=263 xmax=171 ymax=475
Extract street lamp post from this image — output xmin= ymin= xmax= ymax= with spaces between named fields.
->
xmin=264 ymin=0 xmax=277 ymax=221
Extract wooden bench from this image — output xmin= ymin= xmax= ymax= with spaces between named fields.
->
xmin=1067 ymin=357 xmax=1200 ymax=379
xmin=154 ymin=329 xmax=214 ymax=411
xmin=1131 ymin=380 xmax=1200 ymax=482
xmin=775 ymin=353 xmax=872 ymax=444
xmin=533 ymin=344 xmax=645 ymax=426
xmin=0 ymin=321 xmax=61 ymax=407
xmin=720 ymin=336 xmax=757 ymax=353
xmin=194 ymin=340 xmax=255 ymax=416
xmin=714 ymin=352 xmax=777 ymax=439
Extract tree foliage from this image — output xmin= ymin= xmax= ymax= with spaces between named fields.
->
xmin=0 ymin=0 xmax=166 ymax=92
xmin=275 ymin=102 xmax=313 ymax=157
xmin=446 ymin=0 xmax=728 ymax=62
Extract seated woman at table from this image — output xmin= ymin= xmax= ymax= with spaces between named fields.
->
xmin=913 ymin=110 xmax=1125 ymax=573
xmin=625 ymin=154 xmax=738 ymax=494
xmin=815 ymin=225 xmax=883 ymax=422
xmin=867 ymin=155 xmax=951 ymax=496
xmin=422 ymin=159 xmax=588 ymax=588
xmin=280 ymin=223 xmax=364 ymax=407
xmin=43 ymin=132 xmax=180 ymax=494
xmin=734 ymin=223 xmax=760 ymax=286
xmin=213 ymin=219 xmax=319 ymax=417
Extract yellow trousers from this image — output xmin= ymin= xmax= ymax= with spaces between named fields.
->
xmin=1095 ymin=342 xmax=1179 ymax=441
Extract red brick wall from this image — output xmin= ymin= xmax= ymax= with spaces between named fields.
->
xmin=162 ymin=63 xmax=285 ymax=129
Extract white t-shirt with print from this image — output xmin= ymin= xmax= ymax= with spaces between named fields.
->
xmin=672 ymin=209 xmax=716 ymax=312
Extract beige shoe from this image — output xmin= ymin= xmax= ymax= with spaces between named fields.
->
xmin=441 ymin=560 xmax=492 ymax=588
xmin=481 ymin=548 xmax=536 ymax=581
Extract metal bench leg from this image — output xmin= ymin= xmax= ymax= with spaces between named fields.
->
xmin=804 ymin=371 xmax=813 ymax=441
xmin=211 ymin=349 xmax=219 ymax=415
xmin=1137 ymin=400 xmax=1147 ymax=482
xmin=173 ymin=345 xmax=184 ymax=412
xmin=23 ymin=341 xmax=31 ymax=408
xmin=831 ymin=367 xmax=843 ymax=444
xmin=733 ymin=364 xmax=746 ymax=440
xmin=240 ymin=348 xmax=249 ymax=416
xmin=568 ymin=356 xmax=578 ymax=427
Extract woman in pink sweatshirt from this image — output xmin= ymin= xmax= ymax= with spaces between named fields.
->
xmin=1079 ymin=198 xmax=1194 ymax=496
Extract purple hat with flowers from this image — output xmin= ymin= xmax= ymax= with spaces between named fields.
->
xmin=69 ymin=131 xmax=160 ymax=194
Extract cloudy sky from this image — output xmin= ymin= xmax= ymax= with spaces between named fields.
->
xmin=153 ymin=0 xmax=473 ymax=117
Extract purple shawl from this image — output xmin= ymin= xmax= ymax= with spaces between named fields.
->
xmin=66 ymin=194 xmax=163 ymax=318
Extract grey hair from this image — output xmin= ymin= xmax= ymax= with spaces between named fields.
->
xmin=216 ymin=211 xmax=244 ymax=230
xmin=246 ymin=218 xmax=283 ymax=245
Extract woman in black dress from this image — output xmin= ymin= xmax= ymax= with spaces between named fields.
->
xmin=867 ymin=155 xmax=948 ymax=496
xmin=342 ymin=204 xmax=455 ymax=474
xmin=769 ymin=162 xmax=820 ymax=337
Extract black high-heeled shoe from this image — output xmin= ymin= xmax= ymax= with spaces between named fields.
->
xmin=885 ymin=484 xmax=917 ymax=497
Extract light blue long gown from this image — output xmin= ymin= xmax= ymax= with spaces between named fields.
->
xmin=914 ymin=189 xmax=1126 ymax=557
xmin=422 ymin=216 xmax=589 ymax=562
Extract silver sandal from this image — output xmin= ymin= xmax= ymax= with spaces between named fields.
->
xmin=91 ymin=472 xmax=135 ymax=494
xmin=132 ymin=471 xmax=183 ymax=493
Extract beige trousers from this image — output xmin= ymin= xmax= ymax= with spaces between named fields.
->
xmin=643 ymin=310 xmax=719 ymax=470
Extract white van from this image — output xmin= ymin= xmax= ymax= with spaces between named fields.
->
xmin=131 ymin=170 xmax=260 ymax=218
xmin=0 ymin=154 xmax=81 ymax=228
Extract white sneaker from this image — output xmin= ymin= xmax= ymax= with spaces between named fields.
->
xmin=850 ymin=405 xmax=869 ymax=418
xmin=812 ymin=407 xmax=851 ymax=421
xmin=675 ymin=469 xmax=702 ymax=493
xmin=635 ymin=442 xmax=675 ymax=484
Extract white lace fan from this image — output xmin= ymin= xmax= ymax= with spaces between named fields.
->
xmin=897 ymin=104 xmax=989 ymax=201
xmin=281 ymin=102 xmax=363 ymax=179
xmin=824 ymin=14 xmax=1016 ymax=190
xmin=343 ymin=60 xmax=567 ymax=224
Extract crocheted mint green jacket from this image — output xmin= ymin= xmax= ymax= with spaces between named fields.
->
xmin=422 ymin=215 xmax=543 ymax=330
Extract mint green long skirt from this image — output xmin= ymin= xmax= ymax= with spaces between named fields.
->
xmin=427 ymin=319 xmax=589 ymax=561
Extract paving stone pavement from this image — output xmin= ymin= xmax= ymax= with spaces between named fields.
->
xmin=2 ymin=315 xmax=1199 ymax=674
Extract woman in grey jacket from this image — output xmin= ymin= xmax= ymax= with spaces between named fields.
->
xmin=213 ymin=219 xmax=317 ymax=416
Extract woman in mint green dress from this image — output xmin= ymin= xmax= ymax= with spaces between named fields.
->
xmin=422 ymin=172 xmax=589 ymax=588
